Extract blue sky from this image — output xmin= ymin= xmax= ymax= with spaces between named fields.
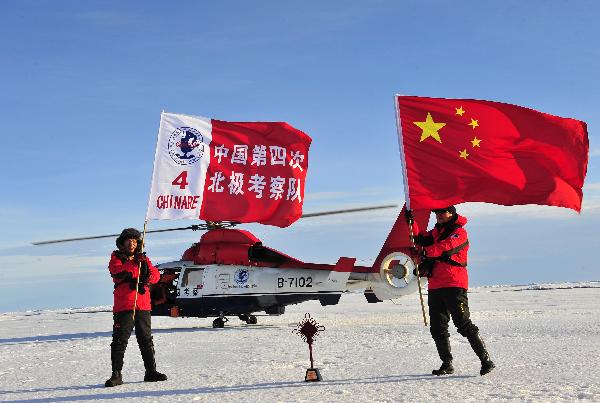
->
xmin=1 ymin=1 xmax=598 ymax=312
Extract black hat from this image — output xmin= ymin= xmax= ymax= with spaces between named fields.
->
xmin=432 ymin=206 xmax=456 ymax=215
xmin=116 ymin=228 xmax=142 ymax=250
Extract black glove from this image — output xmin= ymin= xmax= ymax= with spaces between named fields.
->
xmin=128 ymin=279 xmax=147 ymax=294
xmin=413 ymin=234 xmax=423 ymax=246
xmin=405 ymin=209 xmax=414 ymax=224
xmin=117 ymin=271 xmax=133 ymax=282
xmin=135 ymin=252 xmax=146 ymax=263
xmin=139 ymin=259 xmax=149 ymax=284
xmin=417 ymin=258 xmax=435 ymax=277
xmin=414 ymin=233 xmax=434 ymax=247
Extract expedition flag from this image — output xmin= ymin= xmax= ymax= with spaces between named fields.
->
xmin=395 ymin=95 xmax=589 ymax=212
xmin=146 ymin=112 xmax=311 ymax=227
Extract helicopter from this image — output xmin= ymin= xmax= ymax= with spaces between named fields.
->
xmin=34 ymin=205 xmax=430 ymax=328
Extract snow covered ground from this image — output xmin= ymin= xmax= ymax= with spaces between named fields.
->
xmin=1 ymin=282 xmax=599 ymax=402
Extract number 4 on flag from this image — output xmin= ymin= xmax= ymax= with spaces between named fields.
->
xmin=172 ymin=171 xmax=189 ymax=189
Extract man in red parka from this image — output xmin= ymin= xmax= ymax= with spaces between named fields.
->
xmin=408 ymin=206 xmax=495 ymax=376
xmin=105 ymin=228 xmax=167 ymax=387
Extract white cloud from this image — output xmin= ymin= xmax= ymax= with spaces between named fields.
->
xmin=584 ymin=182 xmax=600 ymax=191
xmin=469 ymin=255 xmax=515 ymax=264
xmin=457 ymin=201 xmax=598 ymax=219
xmin=589 ymin=148 xmax=600 ymax=157
xmin=304 ymin=191 xmax=350 ymax=202
xmin=0 ymin=254 xmax=109 ymax=287
xmin=304 ymin=187 xmax=392 ymax=203
xmin=297 ymin=207 xmax=399 ymax=228
xmin=145 ymin=236 xmax=199 ymax=248
xmin=0 ymin=253 xmax=181 ymax=286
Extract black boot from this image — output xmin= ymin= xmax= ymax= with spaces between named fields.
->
xmin=432 ymin=337 xmax=454 ymax=375
xmin=104 ymin=371 xmax=123 ymax=387
xmin=480 ymin=360 xmax=495 ymax=376
xmin=106 ymin=342 xmax=125 ymax=387
xmin=144 ymin=369 xmax=168 ymax=382
xmin=432 ymin=361 xmax=454 ymax=376
xmin=110 ymin=347 xmax=125 ymax=375
xmin=140 ymin=343 xmax=167 ymax=382
xmin=467 ymin=333 xmax=495 ymax=376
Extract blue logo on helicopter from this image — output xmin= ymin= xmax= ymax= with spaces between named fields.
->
xmin=234 ymin=268 xmax=249 ymax=285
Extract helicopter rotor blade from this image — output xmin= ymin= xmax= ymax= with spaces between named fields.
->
xmin=31 ymin=204 xmax=397 ymax=245
xmin=31 ymin=226 xmax=199 ymax=246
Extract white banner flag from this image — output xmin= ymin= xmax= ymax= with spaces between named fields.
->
xmin=145 ymin=111 xmax=311 ymax=226
xmin=146 ymin=112 xmax=212 ymax=220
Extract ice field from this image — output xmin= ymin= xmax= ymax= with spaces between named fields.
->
xmin=1 ymin=282 xmax=599 ymax=402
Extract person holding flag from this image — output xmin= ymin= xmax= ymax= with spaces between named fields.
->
xmin=396 ymin=95 xmax=588 ymax=376
xmin=102 ymin=111 xmax=311 ymax=387
xmin=407 ymin=207 xmax=495 ymax=376
xmin=105 ymin=228 xmax=167 ymax=387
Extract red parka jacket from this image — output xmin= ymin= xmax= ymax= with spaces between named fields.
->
xmin=413 ymin=214 xmax=470 ymax=290
xmin=108 ymin=252 xmax=160 ymax=312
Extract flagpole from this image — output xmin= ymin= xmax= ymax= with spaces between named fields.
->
xmin=133 ymin=110 xmax=165 ymax=321
xmin=394 ymin=95 xmax=412 ymax=211
xmin=132 ymin=220 xmax=148 ymax=321
xmin=394 ymin=95 xmax=428 ymax=327
xmin=145 ymin=110 xmax=166 ymax=221
xmin=406 ymin=213 xmax=428 ymax=327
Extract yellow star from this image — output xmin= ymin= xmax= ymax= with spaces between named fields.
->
xmin=459 ymin=149 xmax=469 ymax=159
xmin=455 ymin=106 xmax=465 ymax=116
xmin=471 ymin=137 xmax=481 ymax=147
xmin=413 ymin=112 xmax=446 ymax=143
xmin=468 ymin=118 xmax=479 ymax=129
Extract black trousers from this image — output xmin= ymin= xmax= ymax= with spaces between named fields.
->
xmin=110 ymin=310 xmax=156 ymax=372
xmin=428 ymin=287 xmax=479 ymax=340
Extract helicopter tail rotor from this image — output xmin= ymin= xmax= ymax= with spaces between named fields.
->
xmin=368 ymin=252 xmax=423 ymax=300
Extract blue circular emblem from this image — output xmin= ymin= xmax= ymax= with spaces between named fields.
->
xmin=168 ymin=126 xmax=205 ymax=165
xmin=234 ymin=268 xmax=249 ymax=285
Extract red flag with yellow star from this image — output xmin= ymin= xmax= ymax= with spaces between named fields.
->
xmin=395 ymin=95 xmax=589 ymax=212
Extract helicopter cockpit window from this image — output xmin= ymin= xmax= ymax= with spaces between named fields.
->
xmin=181 ymin=267 xmax=204 ymax=288
xmin=159 ymin=268 xmax=180 ymax=284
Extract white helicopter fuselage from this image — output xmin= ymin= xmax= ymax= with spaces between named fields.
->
xmin=151 ymin=260 xmax=358 ymax=319
xmin=147 ymin=209 xmax=429 ymax=326
xmin=171 ymin=261 xmax=351 ymax=298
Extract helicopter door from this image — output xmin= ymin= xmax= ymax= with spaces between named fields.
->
xmin=179 ymin=267 xmax=205 ymax=299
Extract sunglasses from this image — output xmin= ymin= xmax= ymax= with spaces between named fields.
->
xmin=432 ymin=209 xmax=450 ymax=214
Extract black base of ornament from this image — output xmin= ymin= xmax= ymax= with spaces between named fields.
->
xmin=305 ymin=368 xmax=322 ymax=382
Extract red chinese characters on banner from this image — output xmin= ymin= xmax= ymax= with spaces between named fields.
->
xmin=200 ymin=120 xmax=311 ymax=227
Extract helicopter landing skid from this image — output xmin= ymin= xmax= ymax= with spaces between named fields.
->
xmin=238 ymin=313 xmax=258 ymax=325
xmin=212 ymin=312 xmax=258 ymax=328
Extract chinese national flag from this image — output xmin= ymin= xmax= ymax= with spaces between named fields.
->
xmin=396 ymin=95 xmax=589 ymax=212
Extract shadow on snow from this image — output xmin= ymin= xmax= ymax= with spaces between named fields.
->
xmin=0 ymin=373 xmax=474 ymax=401
xmin=0 ymin=325 xmax=279 ymax=345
